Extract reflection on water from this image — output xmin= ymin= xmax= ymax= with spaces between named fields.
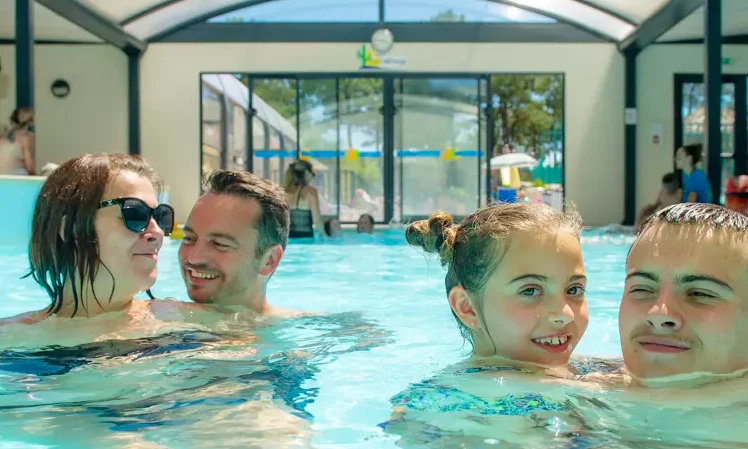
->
xmin=0 ymin=312 xmax=395 ymax=448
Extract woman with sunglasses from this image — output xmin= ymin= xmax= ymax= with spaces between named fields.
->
xmin=1 ymin=153 xmax=176 ymax=328
xmin=283 ymin=159 xmax=324 ymax=239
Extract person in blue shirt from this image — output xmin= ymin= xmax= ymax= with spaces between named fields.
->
xmin=675 ymin=143 xmax=713 ymax=203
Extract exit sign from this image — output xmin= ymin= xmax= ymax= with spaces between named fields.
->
xmin=723 ymin=57 xmax=732 ymax=65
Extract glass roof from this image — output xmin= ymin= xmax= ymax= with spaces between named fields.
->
xmin=208 ymin=0 xmax=558 ymax=24
xmin=73 ymin=0 xmax=675 ymax=42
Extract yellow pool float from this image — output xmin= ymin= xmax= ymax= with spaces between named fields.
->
xmin=170 ymin=221 xmax=184 ymax=240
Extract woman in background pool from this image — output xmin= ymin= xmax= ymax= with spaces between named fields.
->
xmin=283 ymin=159 xmax=324 ymax=239
xmin=382 ymin=203 xmax=603 ymax=447
xmin=0 ymin=154 xmax=184 ymax=339
xmin=675 ymin=143 xmax=712 ymax=203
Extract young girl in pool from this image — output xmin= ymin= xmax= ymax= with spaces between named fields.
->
xmin=382 ymin=202 xmax=606 ymax=447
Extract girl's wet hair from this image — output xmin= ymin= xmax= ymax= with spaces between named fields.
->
xmin=405 ymin=202 xmax=582 ymax=346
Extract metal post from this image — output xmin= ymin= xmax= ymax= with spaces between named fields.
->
xmin=383 ymin=76 xmax=395 ymax=224
xmin=15 ymin=0 xmax=34 ymax=109
xmin=485 ymin=78 xmax=495 ymax=203
xmin=704 ymin=0 xmax=722 ymax=204
xmin=335 ymin=77 xmax=341 ymax=218
xmin=127 ymin=51 xmax=141 ymax=155
xmin=245 ymin=74 xmax=253 ymax=172
xmin=295 ymin=78 xmax=301 ymax=158
xmin=622 ymin=49 xmax=637 ymax=225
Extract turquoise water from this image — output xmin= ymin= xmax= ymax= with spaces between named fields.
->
xmin=0 ymin=229 xmax=634 ymax=448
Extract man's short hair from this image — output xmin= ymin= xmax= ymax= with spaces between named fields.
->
xmin=641 ymin=202 xmax=748 ymax=234
xmin=203 ymin=170 xmax=290 ymax=255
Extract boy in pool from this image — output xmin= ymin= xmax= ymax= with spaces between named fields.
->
xmin=561 ymin=203 xmax=748 ymax=448
xmin=620 ymin=202 xmax=748 ymax=385
xmin=381 ymin=203 xmax=605 ymax=447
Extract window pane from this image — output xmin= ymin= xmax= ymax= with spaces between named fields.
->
xmin=228 ymin=103 xmax=247 ymax=171
xmin=385 ymin=0 xmax=555 ymax=23
xmin=210 ymin=0 xmax=379 ymax=23
xmin=395 ymin=78 xmax=481 ymax=218
xmin=490 ymin=74 xmax=564 ymax=210
xmin=252 ymin=117 xmax=266 ymax=178
xmin=251 ymin=78 xmax=298 ymax=186
xmin=681 ymin=82 xmax=735 ymax=205
xmin=299 ymin=79 xmax=339 ymax=218
xmin=201 ymin=81 xmax=224 ymax=179
xmin=338 ymin=78 xmax=385 ymax=223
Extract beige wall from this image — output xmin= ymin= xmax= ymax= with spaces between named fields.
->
xmin=0 ymin=44 xmax=127 ymax=172
xmin=636 ymin=44 xmax=748 ymax=212
xmin=141 ymin=42 xmax=625 ymax=226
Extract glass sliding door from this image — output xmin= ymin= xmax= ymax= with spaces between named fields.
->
xmin=393 ymin=77 xmax=482 ymax=220
xmin=201 ymin=72 xmax=565 ymax=222
xmin=338 ymin=77 xmax=386 ymax=222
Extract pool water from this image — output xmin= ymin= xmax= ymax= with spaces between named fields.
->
xmin=0 ymin=229 xmax=638 ymax=448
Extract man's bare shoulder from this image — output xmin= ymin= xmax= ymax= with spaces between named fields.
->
xmin=0 ymin=310 xmax=45 ymax=326
xmin=267 ymin=306 xmax=321 ymax=319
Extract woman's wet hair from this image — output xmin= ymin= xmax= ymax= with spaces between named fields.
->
xmin=10 ymin=107 xmax=32 ymax=126
xmin=284 ymin=159 xmax=314 ymax=190
xmin=405 ymin=202 xmax=582 ymax=346
xmin=25 ymin=153 xmax=161 ymax=317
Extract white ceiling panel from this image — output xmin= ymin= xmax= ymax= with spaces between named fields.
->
xmin=583 ymin=0 xmax=672 ymax=23
xmin=658 ymin=0 xmax=748 ymax=42
xmin=76 ymin=0 xmax=172 ymax=23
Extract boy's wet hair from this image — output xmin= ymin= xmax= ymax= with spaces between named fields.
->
xmin=641 ymin=203 xmax=748 ymax=234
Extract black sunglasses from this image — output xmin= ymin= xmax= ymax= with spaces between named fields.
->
xmin=99 ymin=197 xmax=175 ymax=236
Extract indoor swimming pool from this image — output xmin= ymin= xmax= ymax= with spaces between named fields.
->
xmin=1 ymin=229 xmax=739 ymax=449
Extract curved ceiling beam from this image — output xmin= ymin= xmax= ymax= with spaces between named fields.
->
xmin=36 ymin=0 xmax=146 ymax=53
xmin=619 ymin=0 xmax=705 ymax=55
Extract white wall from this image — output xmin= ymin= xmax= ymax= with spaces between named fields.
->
xmin=636 ymin=44 xmax=748 ymax=212
xmin=0 ymin=44 xmax=128 ymax=172
xmin=141 ymin=42 xmax=625 ymax=226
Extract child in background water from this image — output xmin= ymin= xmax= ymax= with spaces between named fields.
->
xmin=382 ymin=203 xmax=606 ymax=448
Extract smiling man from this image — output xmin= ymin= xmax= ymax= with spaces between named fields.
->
xmin=178 ymin=170 xmax=296 ymax=316
xmin=619 ymin=202 xmax=748 ymax=383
